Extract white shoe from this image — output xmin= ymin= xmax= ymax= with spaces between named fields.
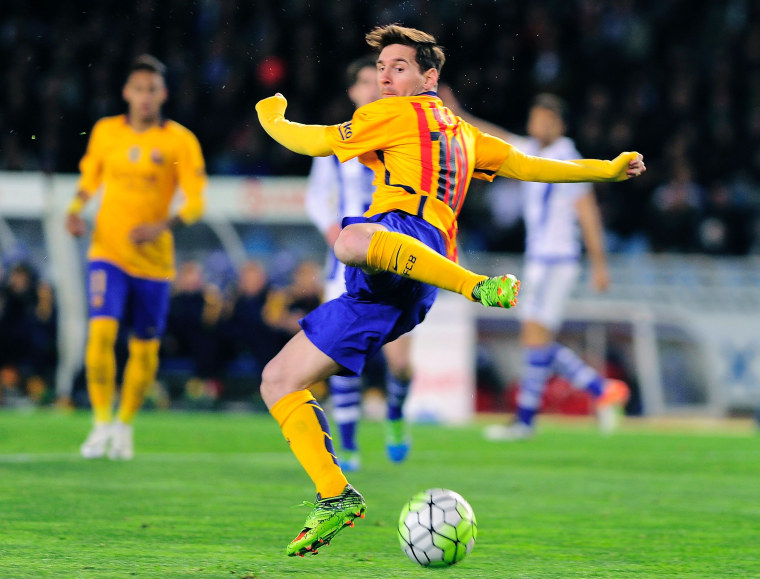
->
xmin=484 ymin=422 xmax=534 ymax=441
xmin=596 ymin=379 xmax=630 ymax=435
xmin=80 ymin=423 xmax=113 ymax=459
xmin=108 ymin=421 xmax=134 ymax=460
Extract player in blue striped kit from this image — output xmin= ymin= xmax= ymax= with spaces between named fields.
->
xmin=440 ymin=89 xmax=630 ymax=439
xmin=305 ymin=56 xmax=412 ymax=470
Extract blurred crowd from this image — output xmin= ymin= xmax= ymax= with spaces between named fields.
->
xmin=0 ymin=262 xmax=57 ymax=405
xmin=155 ymin=257 xmax=324 ymax=405
xmin=1 ymin=0 xmax=759 ymax=255
xmin=0 ymin=256 xmax=326 ymax=407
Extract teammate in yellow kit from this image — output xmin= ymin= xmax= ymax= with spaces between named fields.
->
xmin=255 ymin=25 xmax=645 ymax=557
xmin=66 ymin=55 xmax=206 ymax=460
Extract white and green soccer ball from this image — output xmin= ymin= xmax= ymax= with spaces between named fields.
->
xmin=397 ymin=488 xmax=477 ymax=567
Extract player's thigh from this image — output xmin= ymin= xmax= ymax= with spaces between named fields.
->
xmin=382 ymin=333 xmax=413 ymax=378
xmin=260 ymin=330 xmax=342 ymax=407
xmin=518 ymin=261 xmax=579 ymax=332
xmin=520 ymin=319 xmax=555 ymax=347
xmin=87 ymin=261 xmax=129 ymax=320
xmin=129 ymin=276 xmax=171 ymax=339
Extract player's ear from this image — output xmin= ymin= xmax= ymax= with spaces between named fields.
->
xmin=423 ymin=68 xmax=439 ymax=92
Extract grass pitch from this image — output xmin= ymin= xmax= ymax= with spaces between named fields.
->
xmin=0 ymin=410 xmax=759 ymax=578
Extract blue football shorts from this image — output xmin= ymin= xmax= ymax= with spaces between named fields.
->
xmin=300 ymin=211 xmax=446 ymax=376
xmin=87 ymin=260 xmax=171 ymax=339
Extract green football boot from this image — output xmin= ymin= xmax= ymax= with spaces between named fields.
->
xmin=473 ymin=274 xmax=521 ymax=308
xmin=286 ymin=484 xmax=367 ymax=557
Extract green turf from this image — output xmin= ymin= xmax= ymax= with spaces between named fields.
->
xmin=1 ymin=410 xmax=759 ymax=578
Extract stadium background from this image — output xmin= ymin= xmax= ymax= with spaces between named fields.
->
xmin=1 ymin=0 xmax=759 ymax=418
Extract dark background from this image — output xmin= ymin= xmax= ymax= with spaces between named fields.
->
xmin=2 ymin=0 xmax=758 ymax=254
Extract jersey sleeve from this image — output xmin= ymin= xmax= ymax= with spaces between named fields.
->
xmin=470 ymin=129 xmax=513 ymax=182
xmin=77 ymin=120 xmax=107 ymax=196
xmin=304 ymin=156 xmax=340 ymax=235
xmin=175 ymin=128 xmax=207 ymax=225
xmin=325 ymin=104 xmax=392 ymax=163
xmin=566 ymin=148 xmax=593 ymax=199
xmin=561 ymin=142 xmax=593 ymax=200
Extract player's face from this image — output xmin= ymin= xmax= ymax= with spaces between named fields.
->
xmin=377 ymin=44 xmax=438 ymax=98
xmin=527 ymin=106 xmax=565 ymax=146
xmin=123 ymin=70 xmax=167 ymax=124
xmin=348 ymin=66 xmax=380 ymax=108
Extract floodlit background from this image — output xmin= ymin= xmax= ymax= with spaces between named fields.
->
xmin=1 ymin=0 xmax=759 ymax=419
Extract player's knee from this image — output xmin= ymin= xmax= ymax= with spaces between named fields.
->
xmin=85 ymin=318 xmax=118 ymax=361
xmin=334 ymin=226 xmax=370 ymax=266
xmin=260 ymin=357 xmax=289 ymax=405
xmin=388 ymin=359 xmax=413 ymax=381
xmin=392 ymin=366 xmax=413 ymax=382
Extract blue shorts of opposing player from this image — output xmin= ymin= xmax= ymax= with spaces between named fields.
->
xmin=87 ymin=260 xmax=171 ymax=339
xmin=301 ymin=211 xmax=445 ymax=376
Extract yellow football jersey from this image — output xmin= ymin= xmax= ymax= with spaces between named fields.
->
xmin=325 ymin=94 xmax=511 ymax=260
xmin=77 ymin=115 xmax=206 ymax=280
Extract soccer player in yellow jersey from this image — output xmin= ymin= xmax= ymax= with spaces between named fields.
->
xmin=66 ymin=55 xmax=206 ymax=460
xmin=255 ymin=25 xmax=646 ymax=557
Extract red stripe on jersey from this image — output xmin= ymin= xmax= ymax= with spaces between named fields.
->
xmin=451 ymin=123 xmax=470 ymax=214
xmin=444 ymin=109 xmax=467 ymax=212
xmin=446 ymin=222 xmax=459 ymax=262
xmin=430 ymin=104 xmax=454 ymax=204
xmin=451 ymin=136 xmax=465 ymax=213
xmin=412 ymin=102 xmax=434 ymax=193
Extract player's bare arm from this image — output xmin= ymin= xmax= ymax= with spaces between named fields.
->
xmin=438 ymin=84 xmax=516 ymax=144
xmin=65 ymin=190 xmax=90 ymax=237
xmin=325 ymin=223 xmax=342 ymax=248
xmin=575 ymin=192 xmax=610 ymax=293
xmin=129 ymin=222 xmax=168 ymax=244
xmin=129 ymin=215 xmax=186 ymax=244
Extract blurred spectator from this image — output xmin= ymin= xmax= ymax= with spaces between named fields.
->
xmin=263 ymin=260 xmax=324 ymax=336
xmin=220 ymin=259 xmax=280 ymax=373
xmin=0 ymin=262 xmax=57 ymax=404
xmin=161 ymin=261 xmax=223 ymax=389
xmin=648 ymin=162 xmax=703 ymax=253
xmin=698 ymin=181 xmax=755 ymax=255
xmin=1 ymin=1 xmax=760 ymax=253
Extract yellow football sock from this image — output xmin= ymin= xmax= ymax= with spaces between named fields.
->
xmin=85 ymin=317 xmax=119 ymax=424
xmin=270 ymin=390 xmax=348 ymax=498
xmin=117 ymin=337 xmax=160 ymax=424
xmin=366 ymin=230 xmax=486 ymax=301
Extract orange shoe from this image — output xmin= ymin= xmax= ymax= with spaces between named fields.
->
xmin=597 ymin=379 xmax=629 ymax=434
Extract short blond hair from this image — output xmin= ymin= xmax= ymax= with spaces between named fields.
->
xmin=365 ymin=24 xmax=445 ymax=74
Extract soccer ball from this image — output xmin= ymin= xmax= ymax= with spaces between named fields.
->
xmin=397 ymin=488 xmax=477 ymax=567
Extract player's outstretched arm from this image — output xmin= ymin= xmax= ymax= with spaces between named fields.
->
xmin=439 ymin=84 xmax=516 ymax=144
xmin=65 ymin=191 xmax=90 ymax=237
xmin=497 ymin=146 xmax=646 ymax=183
xmin=256 ymin=94 xmax=335 ymax=157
